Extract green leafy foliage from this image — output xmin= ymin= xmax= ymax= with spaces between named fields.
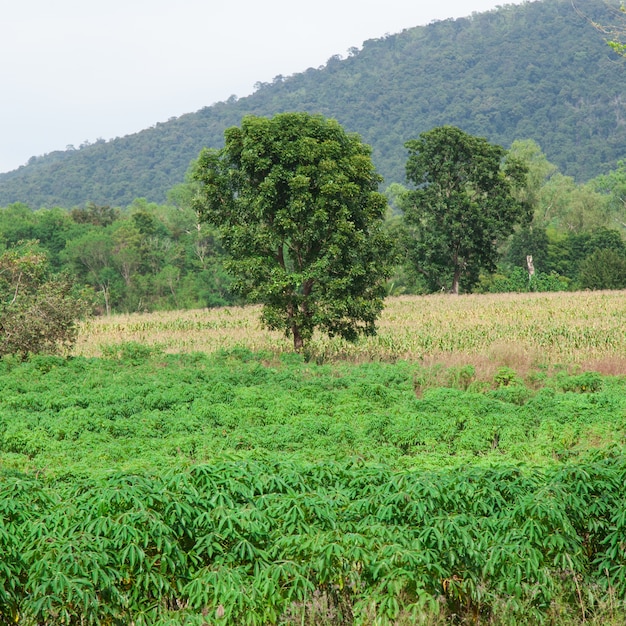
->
xmin=192 ymin=113 xmax=393 ymax=350
xmin=2 ymin=453 xmax=626 ymax=623
xmin=0 ymin=243 xmax=90 ymax=358
xmin=0 ymin=353 xmax=625 ymax=622
xmin=578 ymin=248 xmax=626 ymax=290
xmin=0 ymin=200 xmax=238 ymax=315
xmin=478 ymin=266 xmax=570 ymax=293
xmin=1 ymin=352 xmax=625 ymax=472
xmin=402 ymin=126 xmax=530 ymax=294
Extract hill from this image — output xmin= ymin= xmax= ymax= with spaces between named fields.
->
xmin=0 ymin=0 xmax=624 ymax=208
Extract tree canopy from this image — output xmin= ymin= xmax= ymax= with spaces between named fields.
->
xmin=402 ymin=126 xmax=530 ymax=294
xmin=192 ymin=113 xmax=393 ymax=351
xmin=573 ymin=1 xmax=626 ymax=55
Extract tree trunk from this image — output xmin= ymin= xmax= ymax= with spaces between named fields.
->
xmin=451 ymin=268 xmax=461 ymax=295
xmin=451 ymin=247 xmax=461 ymax=294
xmin=292 ymin=324 xmax=304 ymax=352
xmin=287 ymin=300 xmax=304 ymax=351
xmin=102 ymin=285 xmax=111 ymax=316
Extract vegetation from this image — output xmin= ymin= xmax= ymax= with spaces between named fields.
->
xmin=0 ymin=242 xmax=89 ymax=358
xmin=0 ymin=0 xmax=624 ymax=207
xmin=2 ymin=293 xmax=626 ymax=623
xmin=1 ymin=132 xmax=626 ymax=314
xmin=574 ymin=0 xmax=626 ymax=54
xmin=2 ymin=1 xmax=626 ymax=622
xmin=402 ymin=126 xmax=530 ymax=294
xmin=0 ymin=199 xmax=237 ymax=315
xmin=71 ymin=291 xmax=626 ymax=370
xmin=192 ymin=113 xmax=393 ymax=350
xmin=2 ymin=445 xmax=626 ymax=624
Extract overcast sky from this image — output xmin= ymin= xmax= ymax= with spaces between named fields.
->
xmin=1 ymin=0 xmax=526 ymax=174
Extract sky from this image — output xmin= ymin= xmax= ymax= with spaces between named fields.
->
xmin=1 ymin=0 xmax=526 ymax=174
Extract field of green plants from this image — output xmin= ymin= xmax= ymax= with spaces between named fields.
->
xmin=2 ymin=294 xmax=626 ymax=624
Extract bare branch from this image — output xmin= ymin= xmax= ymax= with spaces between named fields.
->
xmin=10 ymin=271 xmax=22 ymax=306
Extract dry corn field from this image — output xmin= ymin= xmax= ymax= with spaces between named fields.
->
xmin=74 ymin=290 xmax=626 ymax=374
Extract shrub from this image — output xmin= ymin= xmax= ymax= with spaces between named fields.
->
xmin=479 ymin=266 xmax=570 ymax=293
xmin=494 ymin=367 xmax=520 ymax=387
xmin=0 ymin=242 xmax=90 ymax=359
xmin=100 ymin=341 xmax=162 ymax=364
xmin=578 ymin=248 xmax=626 ymax=290
xmin=559 ymin=371 xmax=603 ymax=393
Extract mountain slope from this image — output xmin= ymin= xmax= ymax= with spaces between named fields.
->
xmin=1 ymin=0 xmax=624 ymax=208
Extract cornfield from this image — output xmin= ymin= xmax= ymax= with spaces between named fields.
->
xmin=75 ymin=291 xmax=626 ymax=371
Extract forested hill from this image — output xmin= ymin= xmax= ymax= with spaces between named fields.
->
xmin=1 ymin=0 xmax=624 ymax=208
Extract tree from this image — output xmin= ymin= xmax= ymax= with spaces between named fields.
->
xmin=402 ymin=126 xmax=531 ymax=294
xmin=578 ymin=248 xmax=626 ymax=290
xmin=590 ymin=160 xmax=626 ymax=230
xmin=192 ymin=112 xmax=393 ymax=351
xmin=64 ymin=231 xmax=118 ymax=316
xmin=507 ymin=139 xmax=558 ymax=219
xmin=537 ymin=174 xmax=610 ymax=233
xmin=69 ymin=202 xmax=119 ymax=227
xmin=573 ymin=1 xmax=626 ymax=55
xmin=0 ymin=242 xmax=90 ymax=358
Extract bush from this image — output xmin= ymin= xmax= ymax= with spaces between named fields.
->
xmin=101 ymin=341 xmax=163 ymax=364
xmin=578 ymin=248 xmax=626 ymax=290
xmin=478 ymin=266 xmax=570 ymax=293
xmin=0 ymin=243 xmax=90 ymax=358
xmin=559 ymin=371 xmax=603 ymax=393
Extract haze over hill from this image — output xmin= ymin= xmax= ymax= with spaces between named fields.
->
xmin=1 ymin=0 xmax=624 ymax=209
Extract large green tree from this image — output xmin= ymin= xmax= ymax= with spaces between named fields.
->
xmin=192 ymin=112 xmax=393 ymax=351
xmin=402 ymin=126 xmax=530 ymax=294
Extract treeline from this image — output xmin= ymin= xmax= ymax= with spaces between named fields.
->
xmin=0 ymin=0 xmax=624 ymax=208
xmin=479 ymin=141 xmax=626 ymax=294
xmin=1 ymin=139 xmax=625 ymax=314
xmin=0 ymin=197 xmax=235 ymax=315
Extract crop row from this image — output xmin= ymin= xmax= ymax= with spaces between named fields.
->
xmin=1 ymin=455 xmax=625 ymax=624
xmin=1 ymin=352 xmax=625 ymax=476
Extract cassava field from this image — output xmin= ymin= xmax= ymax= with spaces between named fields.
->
xmin=2 ymin=292 xmax=626 ymax=625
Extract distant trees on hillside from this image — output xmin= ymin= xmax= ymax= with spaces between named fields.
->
xmin=573 ymin=0 xmax=626 ymax=55
xmin=0 ymin=0 xmax=625 ymax=208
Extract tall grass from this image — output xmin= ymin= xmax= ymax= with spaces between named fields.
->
xmin=75 ymin=291 xmax=626 ymax=373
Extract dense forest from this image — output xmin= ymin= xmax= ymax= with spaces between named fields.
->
xmin=0 ymin=0 xmax=625 ymax=208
